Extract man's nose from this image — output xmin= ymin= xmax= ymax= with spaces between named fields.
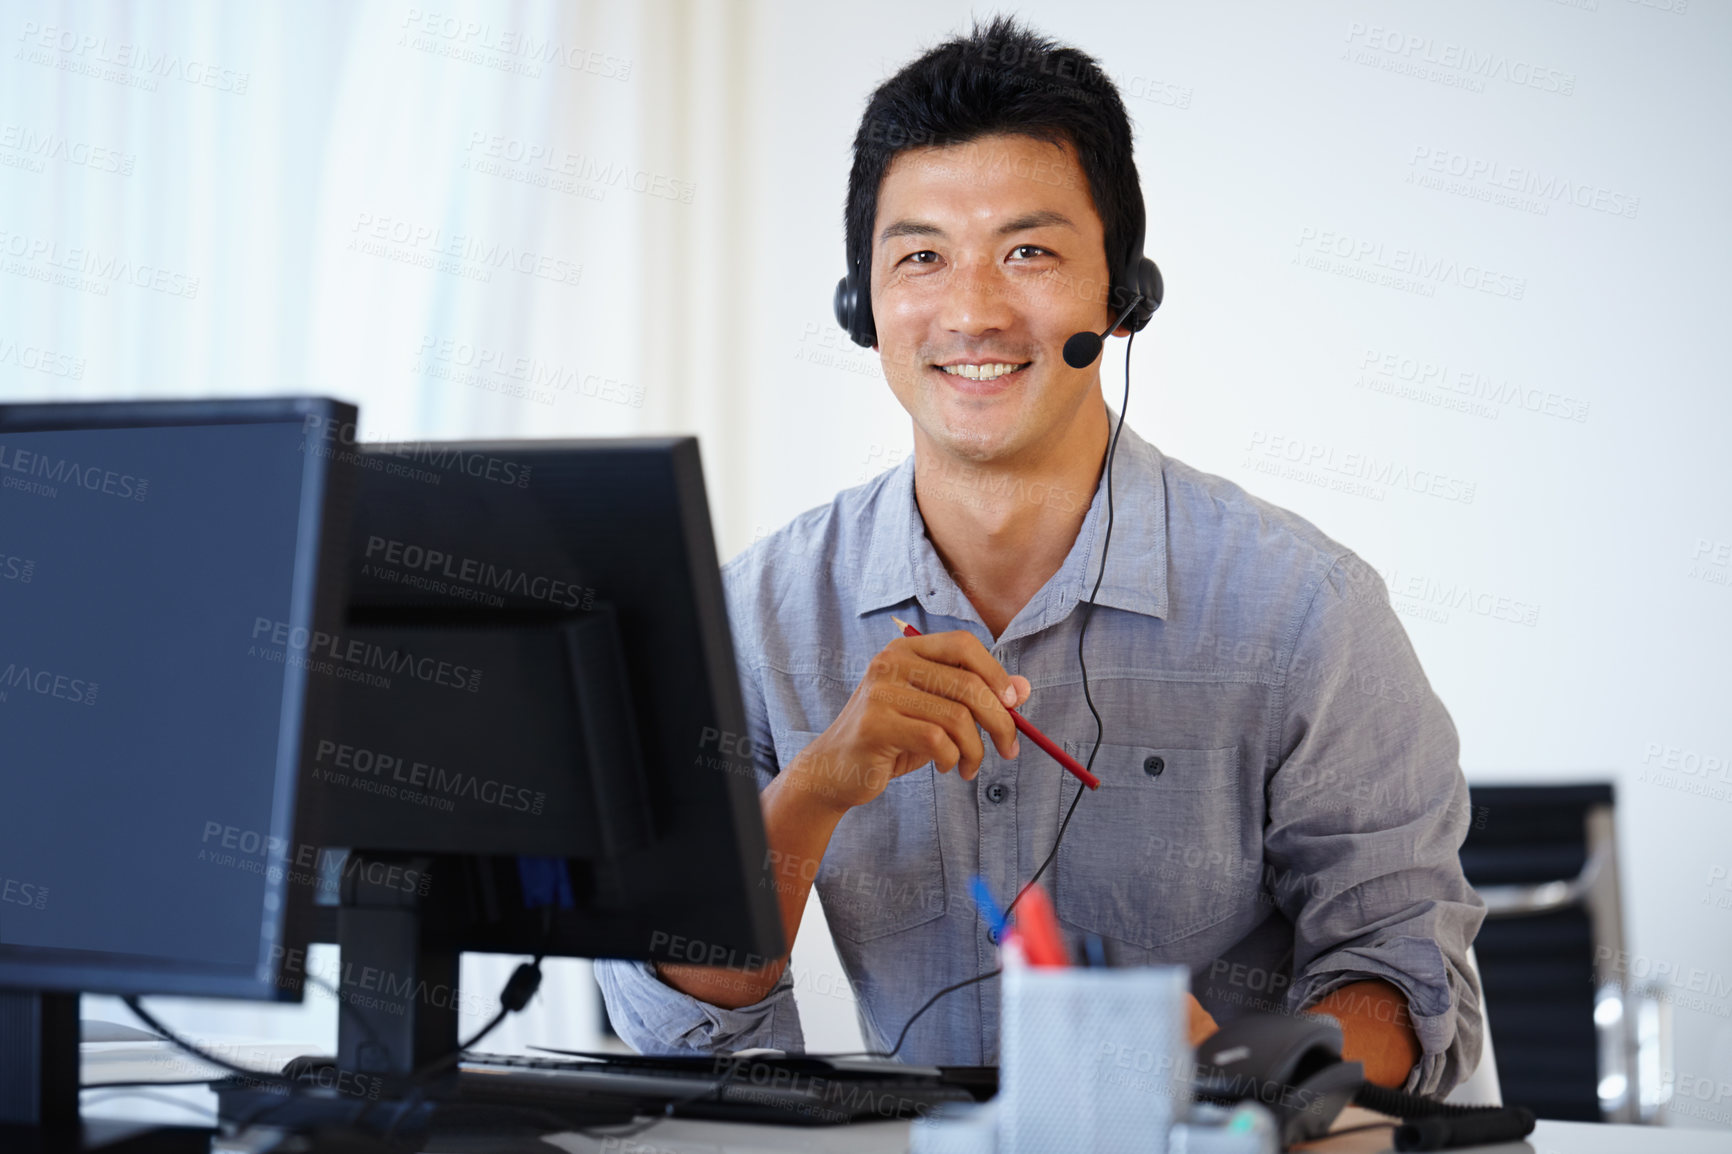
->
xmin=936 ymin=256 xmax=1017 ymax=336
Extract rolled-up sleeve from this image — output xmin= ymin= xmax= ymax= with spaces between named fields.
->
xmin=594 ymin=959 xmax=806 ymax=1054
xmin=1264 ymin=553 xmax=1487 ymax=1097
xmin=594 ymin=549 xmax=808 ymax=1055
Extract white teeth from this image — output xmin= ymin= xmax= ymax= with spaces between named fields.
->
xmin=939 ymin=362 xmax=1027 ymax=380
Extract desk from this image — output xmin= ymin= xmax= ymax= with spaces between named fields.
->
xmin=525 ymin=1113 xmax=1730 ymax=1153
xmin=81 ymin=1043 xmax=1732 ymax=1153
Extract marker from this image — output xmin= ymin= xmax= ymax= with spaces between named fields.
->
xmin=1010 ymin=882 xmax=1069 ymax=967
xmin=891 ymin=615 xmax=1100 ymax=790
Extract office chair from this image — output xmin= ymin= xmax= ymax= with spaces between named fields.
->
xmin=1460 ymin=783 xmax=1666 ymax=1123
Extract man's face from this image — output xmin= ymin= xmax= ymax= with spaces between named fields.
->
xmin=869 ymin=132 xmax=1119 ymax=465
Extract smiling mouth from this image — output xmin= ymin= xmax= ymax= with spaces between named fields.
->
xmin=936 ymin=362 xmax=1031 ymax=381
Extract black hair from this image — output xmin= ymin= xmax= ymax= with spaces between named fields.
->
xmin=844 ymin=15 xmax=1143 ymax=313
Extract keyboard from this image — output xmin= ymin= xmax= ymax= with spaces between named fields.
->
xmin=457 ymin=1049 xmax=994 ymax=1127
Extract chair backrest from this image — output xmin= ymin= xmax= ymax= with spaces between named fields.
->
xmin=1458 ymin=783 xmax=1635 ymax=1121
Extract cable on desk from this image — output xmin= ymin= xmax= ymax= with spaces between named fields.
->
xmin=371 ymin=953 xmax=545 ymax=1144
xmin=119 ymin=964 xmax=388 ymax=1090
xmin=1353 ymin=1083 xmax=1536 ymax=1151
xmin=123 ymin=971 xmax=394 ymax=1135
xmin=120 ymin=997 xmax=301 ymax=1090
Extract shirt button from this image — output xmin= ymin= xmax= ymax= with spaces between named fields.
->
xmin=988 ymin=927 xmax=1000 ymax=944
xmin=1144 ymin=755 xmax=1165 ymax=777
xmin=985 ymin=783 xmax=1009 ymax=804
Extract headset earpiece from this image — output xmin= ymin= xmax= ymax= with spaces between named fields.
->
xmin=834 ymin=258 xmax=876 ymax=348
xmin=1125 ymin=256 xmax=1162 ymax=331
xmin=1113 ymin=216 xmax=1162 ymax=334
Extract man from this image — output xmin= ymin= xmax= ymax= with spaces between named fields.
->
xmin=598 ymin=16 xmax=1484 ymax=1096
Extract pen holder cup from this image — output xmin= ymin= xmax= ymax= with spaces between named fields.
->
xmin=999 ymin=962 xmax=1192 ymax=1154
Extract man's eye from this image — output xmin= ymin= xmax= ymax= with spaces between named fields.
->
xmin=1011 ymin=245 xmax=1052 ymax=260
xmin=902 ymin=251 xmax=939 ymax=265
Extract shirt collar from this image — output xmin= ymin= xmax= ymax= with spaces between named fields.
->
xmin=855 ymin=411 xmax=1170 ymax=630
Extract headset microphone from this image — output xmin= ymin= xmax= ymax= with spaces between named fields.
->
xmin=1062 ymin=294 xmax=1147 ymax=370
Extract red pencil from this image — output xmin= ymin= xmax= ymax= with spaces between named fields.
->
xmin=891 ymin=615 xmax=1100 ymax=790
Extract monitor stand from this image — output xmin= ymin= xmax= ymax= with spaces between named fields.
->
xmin=0 ymin=990 xmax=211 ymax=1152
xmin=0 ymin=990 xmax=78 ymax=1131
xmin=213 ymin=853 xmax=632 ymax=1148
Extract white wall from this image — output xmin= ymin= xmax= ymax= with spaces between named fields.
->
xmin=733 ymin=0 xmax=1732 ymax=1127
xmin=4 ymin=0 xmax=1728 ymax=1128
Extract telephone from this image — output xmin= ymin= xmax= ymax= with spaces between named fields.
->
xmin=1193 ymin=1012 xmax=1536 ymax=1151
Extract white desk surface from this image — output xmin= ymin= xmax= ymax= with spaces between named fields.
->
xmin=528 ymin=1113 xmax=1732 ymax=1154
xmin=81 ymin=1042 xmax=1732 ymax=1153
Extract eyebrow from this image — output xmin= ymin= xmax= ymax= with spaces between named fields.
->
xmin=878 ymin=210 xmax=1078 ymax=245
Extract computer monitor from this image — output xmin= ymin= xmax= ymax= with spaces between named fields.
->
xmin=0 ymin=397 xmax=356 ymax=1133
xmin=209 ymin=432 xmax=784 ymax=1129
xmin=1 ymin=403 xmax=784 ymax=1142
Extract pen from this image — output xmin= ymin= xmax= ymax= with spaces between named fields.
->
xmin=969 ymin=875 xmax=1011 ymax=942
xmin=890 ymin=615 xmax=1100 ymax=790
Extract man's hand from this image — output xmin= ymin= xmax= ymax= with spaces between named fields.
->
xmin=788 ymin=630 xmax=1031 ymax=813
xmin=656 ymin=629 xmax=1028 ymax=1009
xmin=1187 ymin=993 xmax=1219 ymax=1048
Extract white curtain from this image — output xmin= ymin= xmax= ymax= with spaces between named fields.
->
xmin=8 ymin=0 xmax=774 ymax=1058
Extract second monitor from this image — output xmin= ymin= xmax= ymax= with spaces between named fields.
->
xmin=280 ymin=429 xmax=782 ymax=1086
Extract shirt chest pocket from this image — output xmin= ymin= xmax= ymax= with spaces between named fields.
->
xmin=772 ymin=729 xmax=948 ymax=944
xmin=1052 ymin=742 xmax=1252 ymax=950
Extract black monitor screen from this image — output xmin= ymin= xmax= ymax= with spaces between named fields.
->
xmin=0 ymin=404 xmax=345 ymax=999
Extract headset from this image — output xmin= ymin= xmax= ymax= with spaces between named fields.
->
xmin=832 ymin=217 xmax=1164 ymax=361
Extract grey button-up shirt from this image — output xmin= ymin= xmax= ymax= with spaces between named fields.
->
xmin=596 ymin=415 xmax=1485 ymax=1096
